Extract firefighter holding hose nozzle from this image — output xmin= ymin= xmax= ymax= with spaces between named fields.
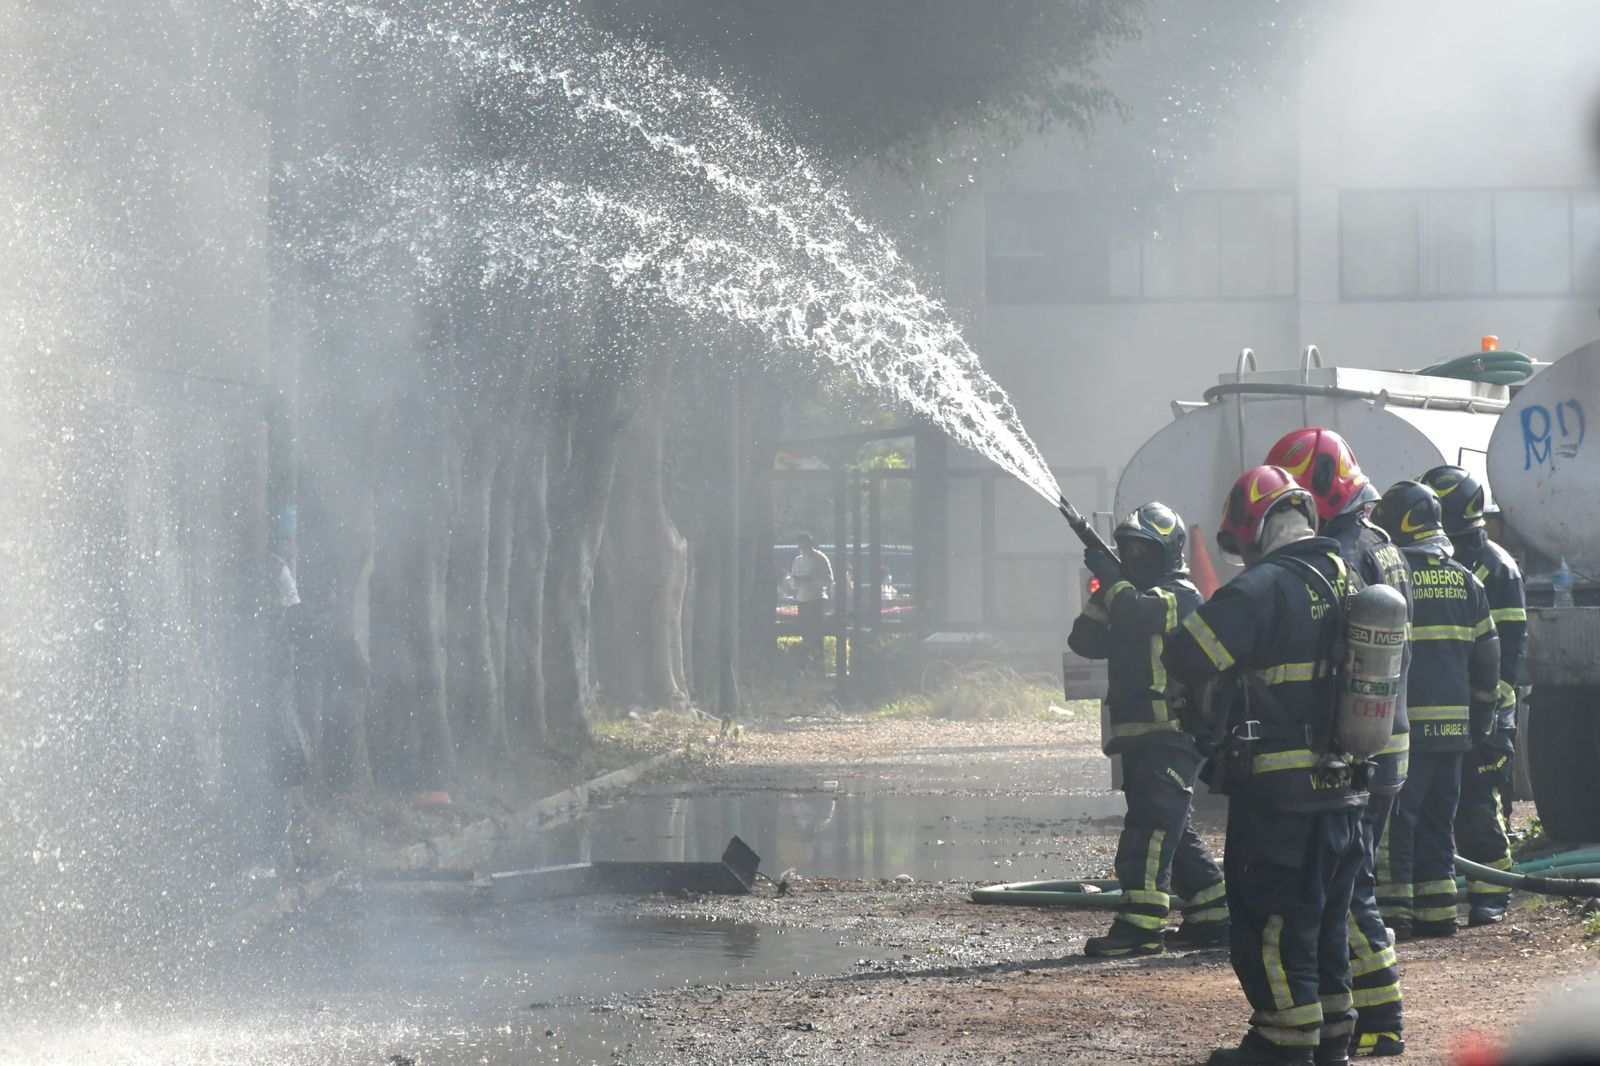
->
xmin=1419 ymin=465 xmax=1527 ymax=929
xmin=1068 ymin=502 xmax=1228 ymax=958
xmin=1163 ymin=466 xmax=1393 ymax=1066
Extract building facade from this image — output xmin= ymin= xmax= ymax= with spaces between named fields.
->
xmin=929 ymin=0 xmax=1600 ymax=645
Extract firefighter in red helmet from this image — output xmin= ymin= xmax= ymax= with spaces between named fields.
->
xmin=1164 ymin=467 xmax=1367 ymax=1066
xmin=1267 ymin=429 xmax=1409 ymax=1057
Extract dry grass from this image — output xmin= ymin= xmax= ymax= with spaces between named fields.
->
xmin=873 ymin=662 xmax=1069 ymax=722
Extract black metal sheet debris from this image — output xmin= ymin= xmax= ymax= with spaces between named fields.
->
xmin=489 ymin=836 xmax=760 ymax=902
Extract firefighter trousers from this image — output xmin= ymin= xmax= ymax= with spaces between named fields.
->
xmin=1349 ymin=793 xmax=1402 ymax=1036
xmin=1111 ymin=740 xmax=1226 ymax=936
xmin=1457 ymin=738 xmax=1514 ymax=907
xmin=1225 ymin=801 xmax=1365 ymax=1054
xmin=1380 ymin=751 xmax=1464 ymax=928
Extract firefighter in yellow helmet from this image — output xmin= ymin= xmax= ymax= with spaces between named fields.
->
xmin=1370 ymin=482 xmax=1499 ymax=940
xmin=1069 ymin=502 xmax=1226 ymax=958
xmin=1419 ymin=465 xmax=1526 ymax=927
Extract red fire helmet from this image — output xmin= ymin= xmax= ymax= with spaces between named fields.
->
xmin=1218 ymin=465 xmax=1317 ymax=558
xmin=1266 ymin=427 xmax=1373 ymax=522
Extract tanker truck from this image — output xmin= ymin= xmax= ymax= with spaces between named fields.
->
xmin=1115 ymin=346 xmax=1509 ymax=584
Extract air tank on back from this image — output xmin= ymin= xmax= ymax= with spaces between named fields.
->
xmin=1114 ymin=348 xmax=1508 ymax=569
xmin=1487 ymin=341 xmax=1600 ymax=573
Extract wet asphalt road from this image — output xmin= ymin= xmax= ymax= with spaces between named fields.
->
xmin=9 ymin=718 xmax=1162 ymax=1066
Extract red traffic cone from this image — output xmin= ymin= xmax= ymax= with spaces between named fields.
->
xmin=1190 ymin=526 xmax=1221 ymax=599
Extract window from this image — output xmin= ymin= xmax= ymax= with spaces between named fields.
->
xmin=1341 ymin=188 xmax=1599 ymax=299
xmin=1495 ymin=191 xmax=1569 ymax=294
xmin=985 ymin=191 xmax=1296 ymax=305
xmin=984 ymin=194 xmax=1115 ymax=304
xmin=1572 ymin=191 xmax=1600 ymax=293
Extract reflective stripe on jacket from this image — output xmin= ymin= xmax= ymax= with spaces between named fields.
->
xmin=1068 ymin=575 xmax=1203 ymax=753
xmin=1404 ymin=550 xmax=1500 ymax=752
xmin=1162 ymin=536 xmax=1366 ymax=813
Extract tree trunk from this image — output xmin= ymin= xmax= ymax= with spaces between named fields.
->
xmin=370 ymin=387 xmax=457 ymax=790
xmin=506 ymin=399 xmax=550 ymax=752
xmin=597 ymin=393 xmax=690 ymax=710
xmin=487 ymin=439 xmax=516 ymax=715
xmin=445 ymin=423 xmax=509 ymax=762
xmin=296 ymin=450 xmax=376 ymax=794
xmin=689 ymin=527 xmax=721 ymax=703
xmin=740 ymin=371 xmax=784 ymax=667
xmin=295 ymin=353 xmax=379 ymax=794
xmin=542 ymin=307 xmax=634 ymax=748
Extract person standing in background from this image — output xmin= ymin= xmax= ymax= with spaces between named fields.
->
xmin=789 ymin=533 xmax=834 ymax=666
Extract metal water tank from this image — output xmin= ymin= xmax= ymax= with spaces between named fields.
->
xmin=1114 ymin=349 xmax=1507 ymax=562
xmin=1487 ymin=340 xmax=1600 ymax=571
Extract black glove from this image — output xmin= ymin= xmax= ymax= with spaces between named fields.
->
xmin=1469 ymin=698 xmax=1496 ymax=747
xmin=1084 ymin=545 xmax=1123 ymax=586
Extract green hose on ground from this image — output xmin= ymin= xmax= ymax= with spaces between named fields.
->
xmin=1506 ymin=849 xmax=1600 ymax=873
xmin=971 ymin=848 xmax=1600 ymax=908
xmin=1455 ymin=856 xmax=1600 ymax=898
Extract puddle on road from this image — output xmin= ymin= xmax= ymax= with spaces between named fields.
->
xmin=8 ymin=901 xmax=861 ymax=1066
xmin=502 ymin=775 xmax=1216 ymax=884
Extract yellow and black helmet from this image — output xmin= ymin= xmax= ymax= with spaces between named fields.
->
xmin=1372 ymin=480 xmax=1445 ymax=549
xmin=1113 ymin=501 xmax=1188 ymax=575
xmin=1418 ymin=465 xmax=1488 ymax=535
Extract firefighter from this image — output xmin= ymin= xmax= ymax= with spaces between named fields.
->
xmin=1420 ymin=465 xmax=1526 ymax=927
xmin=1267 ymin=429 xmax=1408 ymax=1057
xmin=1371 ymin=482 xmax=1500 ymax=940
xmin=1163 ymin=467 xmax=1367 ymax=1066
xmin=1070 ymin=502 xmax=1228 ymax=957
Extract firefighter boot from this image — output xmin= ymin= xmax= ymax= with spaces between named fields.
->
xmin=1467 ymin=902 xmax=1506 ymax=928
xmin=1352 ymin=1032 xmax=1405 ymax=1058
xmin=1168 ymin=919 xmax=1230 ymax=949
xmin=1083 ymin=920 xmax=1164 ymax=959
xmin=1315 ymin=1034 xmax=1352 ymax=1066
xmin=1205 ymin=1033 xmax=1314 ymax=1066
xmin=1410 ymin=918 xmax=1457 ymax=939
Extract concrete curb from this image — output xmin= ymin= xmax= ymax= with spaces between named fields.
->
xmin=417 ymin=748 xmax=682 ymax=872
xmin=217 ymin=745 xmax=687 ymax=935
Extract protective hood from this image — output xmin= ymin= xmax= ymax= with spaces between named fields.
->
xmin=1257 ymin=506 xmax=1317 ymax=561
xmin=1405 ymin=534 xmax=1454 ymax=559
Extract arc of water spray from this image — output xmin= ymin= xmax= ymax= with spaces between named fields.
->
xmin=256 ymin=0 xmax=1067 ymax=509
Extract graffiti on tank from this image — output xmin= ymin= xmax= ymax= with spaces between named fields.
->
xmin=1523 ymin=399 xmax=1586 ymax=471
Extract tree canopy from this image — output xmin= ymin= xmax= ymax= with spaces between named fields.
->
xmin=583 ymin=0 xmax=1146 ymax=167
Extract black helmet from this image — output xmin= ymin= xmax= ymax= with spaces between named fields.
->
xmin=1418 ymin=465 xmax=1488 ymax=535
xmin=1372 ymin=481 xmax=1446 ymax=549
xmin=1113 ymin=501 xmax=1188 ymax=576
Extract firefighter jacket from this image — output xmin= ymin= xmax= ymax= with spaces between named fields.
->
xmin=1324 ymin=510 xmax=1413 ymax=795
xmin=1457 ymin=535 xmax=1526 ymax=734
xmin=1068 ymin=574 xmax=1203 ymax=754
xmin=1162 ymin=536 xmax=1367 ymax=813
xmin=1402 ymin=547 xmax=1500 ymax=752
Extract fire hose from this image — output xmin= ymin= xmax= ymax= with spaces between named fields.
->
xmin=1415 ymin=349 xmax=1536 ymax=386
xmin=970 ymin=848 xmax=1600 ymax=908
